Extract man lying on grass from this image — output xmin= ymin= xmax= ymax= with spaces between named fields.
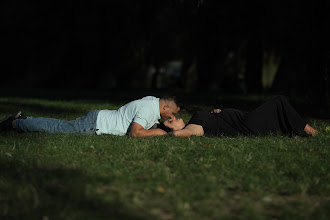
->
xmin=158 ymin=96 xmax=319 ymax=137
xmin=0 ymin=96 xmax=182 ymax=137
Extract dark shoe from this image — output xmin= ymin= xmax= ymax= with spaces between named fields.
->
xmin=15 ymin=111 xmax=27 ymax=119
xmin=0 ymin=115 xmax=15 ymax=132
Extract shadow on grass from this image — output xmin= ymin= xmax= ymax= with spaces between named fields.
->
xmin=0 ymin=159 xmax=147 ymax=220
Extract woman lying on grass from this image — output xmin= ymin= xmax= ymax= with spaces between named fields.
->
xmin=160 ymin=96 xmax=319 ymax=138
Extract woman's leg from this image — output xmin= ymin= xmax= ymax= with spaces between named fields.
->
xmin=244 ymin=95 xmax=314 ymax=136
xmin=13 ymin=110 xmax=100 ymax=135
xmin=304 ymin=124 xmax=319 ymax=136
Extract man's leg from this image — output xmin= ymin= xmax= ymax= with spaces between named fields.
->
xmin=0 ymin=111 xmax=26 ymax=132
xmin=13 ymin=110 xmax=100 ymax=135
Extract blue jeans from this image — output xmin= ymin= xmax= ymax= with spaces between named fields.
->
xmin=14 ymin=110 xmax=100 ymax=135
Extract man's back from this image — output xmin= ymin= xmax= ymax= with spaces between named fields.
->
xmin=95 ymin=96 xmax=160 ymax=136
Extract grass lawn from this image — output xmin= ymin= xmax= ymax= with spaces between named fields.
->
xmin=0 ymin=89 xmax=329 ymax=220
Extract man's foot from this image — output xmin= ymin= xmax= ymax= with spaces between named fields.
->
xmin=15 ymin=111 xmax=27 ymax=119
xmin=0 ymin=115 xmax=15 ymax=132
xmin=304 ymin=124 xmax=319 ymax=136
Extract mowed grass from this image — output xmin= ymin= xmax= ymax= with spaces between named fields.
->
xmin=0 ymin=93 xmax=329 ymax=220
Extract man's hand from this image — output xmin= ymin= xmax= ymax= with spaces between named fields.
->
xmin=211 ymin=109 xmax=222 ymax=113
xmin=130 ymin=122 xmax=167 ymax=137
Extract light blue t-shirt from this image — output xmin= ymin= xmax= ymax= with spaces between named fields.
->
xmin=95 ymin=96 xmax=160 ymax=136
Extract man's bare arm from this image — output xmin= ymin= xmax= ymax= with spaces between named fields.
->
xmin=130 ymin=122 xmax=167 ymax=137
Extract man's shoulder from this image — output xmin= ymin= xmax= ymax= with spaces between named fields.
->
xmin=130 ymin=96 xmax=159 ymax=106
xmin=123 ymin=96 xmax=159 ymax=113
xmin=141 ymin=96 xmax=158 ymax=100
xmin=133 ymin=97 xmax=159 ymax=117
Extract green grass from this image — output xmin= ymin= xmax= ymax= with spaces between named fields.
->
xmin=0 ymin=92 xmax=329 ymax=220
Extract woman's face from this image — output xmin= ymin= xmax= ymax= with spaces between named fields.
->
xmin=163 ymin=117 xmax=185 ymax=131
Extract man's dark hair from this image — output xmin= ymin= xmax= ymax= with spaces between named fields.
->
xmin=160 ymin=95 xmax=184 ymax=109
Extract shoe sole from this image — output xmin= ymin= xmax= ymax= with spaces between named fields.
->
xmin=15 ymin=111 xmax=22 ymax=119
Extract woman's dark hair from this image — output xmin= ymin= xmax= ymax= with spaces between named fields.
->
xmin=157 ymin=122 xmax=172 ymax=132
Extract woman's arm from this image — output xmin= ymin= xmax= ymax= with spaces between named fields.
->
xmin=211 ymin=109 xmax=221 ymax=113
xmin=171 ymin=124 xmax=204 ymax=137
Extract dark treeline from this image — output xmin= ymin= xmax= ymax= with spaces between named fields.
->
xmin=2 ymin=0 xmax=329 ymax=105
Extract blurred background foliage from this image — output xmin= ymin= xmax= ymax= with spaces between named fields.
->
xmin=1 ymin=0 xmax=329 ymax=105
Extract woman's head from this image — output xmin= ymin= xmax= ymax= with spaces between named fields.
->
xmin=163 ymin=116 xmax=185 ymax=131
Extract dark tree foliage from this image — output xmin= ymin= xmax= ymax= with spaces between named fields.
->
xmin=1 ymin=0 xmax=329 ymax=105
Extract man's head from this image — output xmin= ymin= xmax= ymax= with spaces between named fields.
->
xmin=159 ymin=95 xmax=183 ymax=120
